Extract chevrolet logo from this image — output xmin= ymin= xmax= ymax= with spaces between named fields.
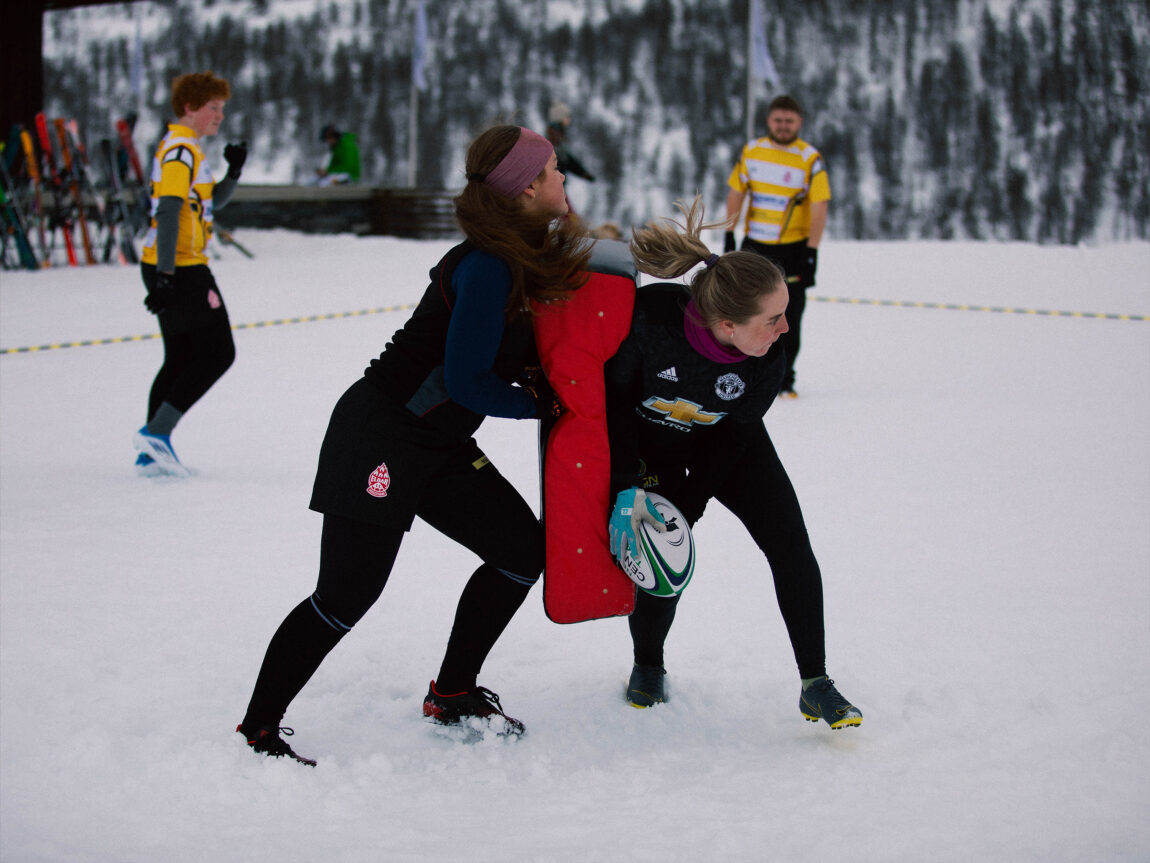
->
xmin=643 ymin=397 xmax=725 ymax=426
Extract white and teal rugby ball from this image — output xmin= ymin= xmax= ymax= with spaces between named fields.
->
xmin=619 ymin=492 xmax=695 ymax=598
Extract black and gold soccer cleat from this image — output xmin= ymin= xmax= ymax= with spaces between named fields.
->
xmin=800 ymin=677 xmax=863 ymax=729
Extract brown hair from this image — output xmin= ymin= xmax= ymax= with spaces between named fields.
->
xmin=454 ymin=125 xmax=592 ymax=312
xmin=767 ymin=94 xmax=803 ymax=117
xmin=171 ymin=72 xmax=231 ymax=117
xmin=629 ymin=195 xmax=785 ymax=327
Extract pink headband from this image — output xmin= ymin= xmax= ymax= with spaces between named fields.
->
xmin=483 ymin=128 xmax=554 ymax=198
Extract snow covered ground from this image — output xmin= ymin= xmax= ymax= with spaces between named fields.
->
xmin=1 ymin=231 xmax=1148 ymax=862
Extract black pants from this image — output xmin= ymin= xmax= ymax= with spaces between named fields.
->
xmin=629 ymin=421 xmax=827 ymax=679
xmin=741 ymin=238 xmax=810 ymax=390
xmin=141 ymin=264 xmax=235 ymax=419
xmin=242 ymin=452 xmax=544 ymax=728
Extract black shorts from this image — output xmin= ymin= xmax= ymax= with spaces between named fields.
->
xmin=141 ymin=263 xmax=231 ymax=335
xmin=741 ymin=238 xmax=813 ymax=289
xmin=309 ymin=377 xmax=507 ymax=531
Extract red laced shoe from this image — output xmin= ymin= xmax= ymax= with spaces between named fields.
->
xmin=422 ymin=681 xmax=525 ymax=736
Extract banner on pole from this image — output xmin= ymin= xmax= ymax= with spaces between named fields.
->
xmin=131 ymin=12 xmax=144 ymax=97
xmin=751 ymin=0 xmax=780 ymax=87
xmin=412 ymin=0 xmax=428 ymax=91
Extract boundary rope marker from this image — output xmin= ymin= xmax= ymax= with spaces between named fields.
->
xmin=0 ymin=304 xmax=417 ymax=355
xmin=812 ymin=295 xmax=1147 ymax=321
xmin=2 ymin=296 xmax=1145 ymax=356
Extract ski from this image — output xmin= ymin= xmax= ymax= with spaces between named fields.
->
xmin=216 ymin=227 xmax=254 ymax=258
xmin=19 ymin=128 xmax=50 ymax=267
xmin=0 ymin=133 xmax=40 ymax=270
xmin=115 ymin=118 xmax=147 ymax=186
xmin=0 ymin=154 xmax=40 ymax=270
xmin=64 ymin=119 xmax=128 ymax=265
xmin=114 ymin=117 xmax=151 ymax=236
xmin=99 ymin=137 xmax=140 ymax=264
xmin=65 ymin=119 xmax=116 ymax=262
xmin=53 ymin=117 xmax=96 ymax=264
xmin=34 ymin=112 xmax=78 ymax=266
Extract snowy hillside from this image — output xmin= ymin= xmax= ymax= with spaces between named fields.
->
xmin=40 ymin=0 xmax=1150 ymax=243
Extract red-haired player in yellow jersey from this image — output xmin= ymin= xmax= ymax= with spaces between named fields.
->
xmin=133 ymin=72 xmax=247 ymax=477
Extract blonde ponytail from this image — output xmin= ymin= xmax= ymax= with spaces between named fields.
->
xmin=630 ymin=195 xmax=785 ymax=326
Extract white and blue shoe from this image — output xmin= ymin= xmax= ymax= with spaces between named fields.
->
xmin=134 ymin=452 xmax=167 ymax=478
xmin=132 ymin=427 xmax=191 ymax=478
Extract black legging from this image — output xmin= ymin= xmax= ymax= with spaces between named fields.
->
xmin=780 ymin=280 xmax=806 ymax=390
xmin=242 ymin=457 xmax=545 ymax=729
xmin=142 ymin=264 xmax=236 ymax=419
xmin=629 ymin=421 xmax=827 ymax=679
xmin=147 ymin=321 xmax=236 ymax=418
xmin=741 ymin=238 xmax=810 ymax=390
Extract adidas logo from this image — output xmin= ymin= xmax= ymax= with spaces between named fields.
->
xmin=657 ymin=367 xmax=679 ymax=382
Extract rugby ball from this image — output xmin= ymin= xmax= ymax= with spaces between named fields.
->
xmin=618 ymin=492 xmax=695 ymax=598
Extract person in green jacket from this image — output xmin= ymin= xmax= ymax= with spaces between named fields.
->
xmin=317 ymin=123 xmax=361 ymax=184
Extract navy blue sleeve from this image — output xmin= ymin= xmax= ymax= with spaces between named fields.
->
xmin=443 ymin=250 xmax=537 ymax=419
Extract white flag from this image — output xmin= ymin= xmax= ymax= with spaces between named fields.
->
xmin=130 ymin=13 xmax=144 ymax=97
xmin=751 ymin=0 xmax=780 ymax=86
xmin=412 ymin=0 xmax=428 ymax=92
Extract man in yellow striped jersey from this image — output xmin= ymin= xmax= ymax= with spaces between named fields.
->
xmin=133 ymin=71 xmax=247 ymax=477
xmin=724 ymin=95 xmax=829 ymax=397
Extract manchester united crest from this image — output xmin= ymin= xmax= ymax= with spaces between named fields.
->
xmin=714 ymin=373 xmax=746 ymax=401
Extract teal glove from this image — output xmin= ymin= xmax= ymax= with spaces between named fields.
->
xmin=609 ymin=487 xmax=666 ymax=563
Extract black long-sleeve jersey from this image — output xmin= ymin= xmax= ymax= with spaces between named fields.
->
xmin=605 ymin=282 xmax=785 ymax=520
xmin=364 ymin=241 xmax=539 ymax=441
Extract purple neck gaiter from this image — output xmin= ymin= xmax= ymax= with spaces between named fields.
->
xmin=684 ymin=299 xmax=747 ymax=363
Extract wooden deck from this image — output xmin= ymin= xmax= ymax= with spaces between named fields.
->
xmin=217 ymin=185 xmax=461 ymax=239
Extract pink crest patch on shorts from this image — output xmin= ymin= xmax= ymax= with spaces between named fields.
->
xmin=207 ymin=288 xmax=222 ymax=309
xmin=366 ymin=462 xmax=391 ymax=498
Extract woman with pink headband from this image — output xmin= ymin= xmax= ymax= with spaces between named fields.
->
xmin=237 ymin=126 xmax=591 ymax=764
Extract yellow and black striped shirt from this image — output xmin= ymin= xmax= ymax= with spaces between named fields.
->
xmin=141 ymin=123 xmax=218 ymax=267
xmin=727 ymin=136 xmax=831 ymax=245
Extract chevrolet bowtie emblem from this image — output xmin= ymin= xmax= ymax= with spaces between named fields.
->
xmin=643 ymin=397 xmax=725 ymax=426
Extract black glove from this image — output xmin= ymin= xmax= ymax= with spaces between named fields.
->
xmin=723 ymin=231 xmax=737 ymax=253
xmin=524 ymin=381 xmax=564 ymax=420
xmin=145 ymin=271 xmax=176 ymax=314
xmin=803 ymin=244 xmax=819 ymax=285
xmin=538 ymin=394 xmax=563 ymax=419
xmin=224 ymin=141 xmax=248 ymax=179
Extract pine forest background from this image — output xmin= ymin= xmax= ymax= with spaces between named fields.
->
xmin=42 ymin=0 xmax=1150 ymax=244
